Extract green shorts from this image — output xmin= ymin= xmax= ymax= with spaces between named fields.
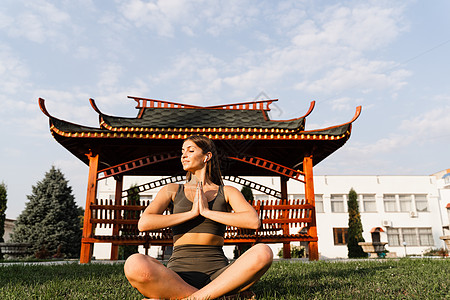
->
xmin=167 ymin=244 xmax=231 ymax=289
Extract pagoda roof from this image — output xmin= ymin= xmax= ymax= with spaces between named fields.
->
xmin=39 ymin=97 xmax=361 ymax=177
xmin=91 ymin=96 xmax=310 ymax=132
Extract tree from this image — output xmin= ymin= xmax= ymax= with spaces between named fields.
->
xmin=0 ymin=182 xmax=7 ymax=260
xmin=233 ymin=186 xmax=255 ymax=258
xmin=241 ymin=186 xmax=254 ymax=203
xmin=119 ymin=184 xmax=140 ymax=260
xmin=347 ymin=188 xmax=366 ymax=258
xmin=11 ymin=166 xmax=82 ymax=258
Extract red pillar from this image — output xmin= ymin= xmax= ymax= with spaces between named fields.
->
xmin=80 ymin=153 xmax=99 ymax=264
xmin=304 ymin=155 xmax=319 ymax=261
xmin=110 ymin=175 xmax=123 ymax=260
xmin=280 ymin=176 xmax=291 ymax=259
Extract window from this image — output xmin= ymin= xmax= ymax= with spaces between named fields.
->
xmin=383 ymin=194 xmax=397 ymax=212
xmin=290 ymin=194 xmax=304 ymax=200
xmin=331 ymin=194 xmax=345 ymax=213
xmin=254 ymin=194 xmax=269 ymax=201
xmin=315 ymin=194 xmax=324 ymax=213
xmin=414 ymin=194 xmax=428 ymax=212
xmin=333 ymin=228 xmax=348 ymax=245
xmin=387 ymin=228 xmax=434 ymax=247
xmin=362 ymin=194 xmax=377 ymax=212
xmin=418 ymin=228 xmax=434 ymax=246
xmin=387 ymin=228 xmax=400 ymax=246
xmin=399 ymin=195 xmax=412 ymax=212
xmin=402 ymin=228 xmax=418 ymax=246
xmin=140 ymin=195 xmax=153 ymax=203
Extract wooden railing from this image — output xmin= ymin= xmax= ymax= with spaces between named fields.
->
xmin=81 ymin=198 xmax=317 ymax=261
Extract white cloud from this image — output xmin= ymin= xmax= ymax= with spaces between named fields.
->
xmin=119 ymin=0 xmax=258 ymax=37
xmin=97 ymin=63 xmax=123 ymax=92
xmin=147 ymin=49 xmax=227 ymax=103
xmin=330 ymin=97 xmax=361 ymax=111
xmin=206 ymin=2 xmax=410 ymax=99
xmin=0 ymin=45 xmax=30 ymax=95
xmin=3 ymin=1 xmax=71 ymax=44
xmin=295 ymin=60 xmax=411 ymax=95
xmin=74 ymin=46 xmax=99 ymax=60
xmin=119 ymin=0 xmax=193 ymax=37
xmin=400 ymin=104 xmax=450 ymax=142
xmin=336 ymin=102 xmax=450 ymax=167
xmin=312 ymin=3 xmax=406 ymax=50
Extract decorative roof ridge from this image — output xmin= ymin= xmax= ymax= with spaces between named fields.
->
xmin=303 ymin=106 xmax=362 ymax=133
xmin=128 ymin=96 xmax=278 ymax=111
xmin=204 ymin=99 xmax=277 ymax=111
xmin=129 ymin=96 xmax=205 ymax=110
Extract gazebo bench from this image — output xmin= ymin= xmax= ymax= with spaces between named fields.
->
xmin=83 ymin=198 xmax=317 ymax=261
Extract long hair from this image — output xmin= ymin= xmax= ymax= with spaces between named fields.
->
xmin=184 ymin=135 xmax=224 ymax=186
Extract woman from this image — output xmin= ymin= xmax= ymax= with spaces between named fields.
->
xmin=124 ymin=135 xmax=273 ymax=299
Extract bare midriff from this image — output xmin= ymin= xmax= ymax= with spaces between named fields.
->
xmin=173 ymin=233 xmax=224 ymax=246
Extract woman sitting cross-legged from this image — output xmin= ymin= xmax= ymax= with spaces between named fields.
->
xmin=124 ymin=135 xmax=273 ymax=299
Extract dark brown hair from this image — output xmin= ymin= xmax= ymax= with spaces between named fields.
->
xmin=184 ymin=135 xmax=224 ymax=185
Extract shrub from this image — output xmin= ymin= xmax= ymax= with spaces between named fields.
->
xmin=278 ymin=245 xmax=306 ymax=258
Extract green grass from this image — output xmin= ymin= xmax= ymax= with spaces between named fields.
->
xmin=0 ymin=258 xmax=448 ymax=299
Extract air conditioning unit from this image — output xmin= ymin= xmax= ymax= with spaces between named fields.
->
xmin=409 ymin=211 xmax=418 ymax=218
xmin=382 ymin=220 xmax=392 ymax=227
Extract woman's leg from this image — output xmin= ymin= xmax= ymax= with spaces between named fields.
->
xmin=124 ymin=253 xmax=197 ymax=299
xmin=188 ymin=243 xmax=273 ymax=300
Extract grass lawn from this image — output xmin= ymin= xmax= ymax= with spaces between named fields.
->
xmin=0 ymin=258 xmax=448 ymax=299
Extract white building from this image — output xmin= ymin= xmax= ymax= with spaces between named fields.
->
xmin=2 ymin=218 xmax=15 ymax=242
xmin=93 ymin=169 xmax=450 ymax=259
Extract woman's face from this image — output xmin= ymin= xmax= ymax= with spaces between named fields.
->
xmin=181 ymin=140 xmax=207 ymax=172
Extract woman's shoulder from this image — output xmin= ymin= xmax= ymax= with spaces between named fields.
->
xmin=167 ymin=183 xmax=182 ymax=191
xmin=159 ymin=183 xmax=181 ymax=198
xmin=223 ymin=185 xmax=241 ymax=195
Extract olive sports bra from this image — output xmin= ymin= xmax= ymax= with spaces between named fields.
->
xmin=171 ymin=184 xmax=231 ymax=237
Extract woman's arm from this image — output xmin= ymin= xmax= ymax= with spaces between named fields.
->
xmin=138 ymin=183 xmax=199 ymax=231
xmin=198 ymin=185 xmax=260 ymax=229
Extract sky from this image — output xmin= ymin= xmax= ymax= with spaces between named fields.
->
xmin=1 ymin=0 xmax=450 ymax=219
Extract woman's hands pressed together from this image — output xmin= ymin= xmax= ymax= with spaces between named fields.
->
xmin=193 ymin=182 xmax=211 ymax=218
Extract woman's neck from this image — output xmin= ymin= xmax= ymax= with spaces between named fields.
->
xmin=190 ymin=169 xmax=207 ymax=184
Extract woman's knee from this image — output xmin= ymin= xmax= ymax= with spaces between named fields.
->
xmin=124 ymin=253 xmax=156 ymax=284
xmin=251 ymin=244 xmax=274 ymax=268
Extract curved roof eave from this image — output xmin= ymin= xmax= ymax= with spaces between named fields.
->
xmin=301 ymin=106 xmax=362 ymax=135
xmin=39 ymin=98 xmax=107 ymax=133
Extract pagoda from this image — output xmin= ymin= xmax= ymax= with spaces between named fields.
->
xmin=39 ymin=96 xmax=361 ymax=262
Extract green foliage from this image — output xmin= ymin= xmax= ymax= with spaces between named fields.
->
xmin=11 ymin=166 xmax=82 ymax=258
xmin=241 ymin=186 xmax=254 ymax=202
xmin=347 ymin=188 xmax=366 ymax=258
xmin=233 ymin=186 xmax=255 ymax=258
xmin=119 ymin=185 xmax=139 ymax=260
xmin=0 ymin=182 xmax=7 ymax=260
xmin=277 ymin=245 xmax=306 ymax=258
xmin=423 ymin=247 xmax=448 ymax=257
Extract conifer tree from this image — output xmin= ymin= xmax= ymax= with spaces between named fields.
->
xmin=241 ymin=186 xmax=254 ymax=203
xmin=0 ymin=182 xmax=7 ymax=260
xmin=11 ymin=166 xmax=82 ymax=258
xmin=233 ymin=186 xmax=255 ymax=258
xmin=347 ymin=188 xmax=366 ymax=258
xmin=119 ymin=184 xmax=139 ymax=259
